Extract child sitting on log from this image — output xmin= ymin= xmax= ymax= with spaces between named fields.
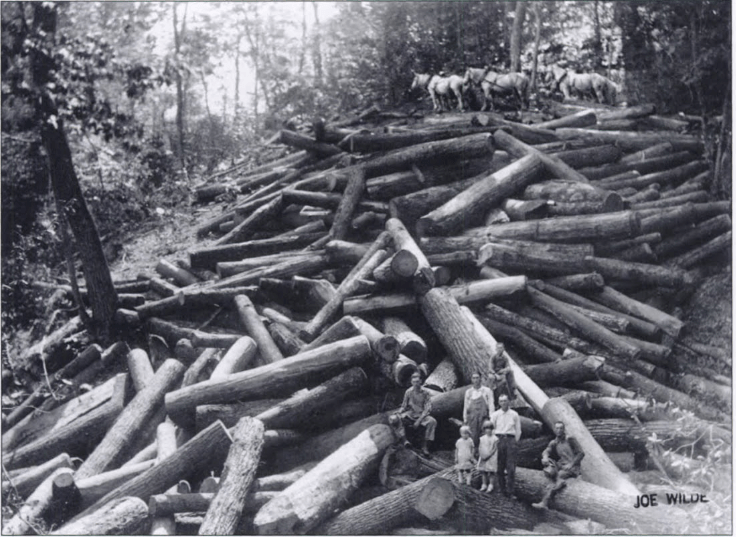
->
xmin=477 ymin=420 xmax=498 ymax=492
xmin=491 ymin=343 xmax=518 ymax=406
xmin=455 ymin=425 xmax=476 ymax=486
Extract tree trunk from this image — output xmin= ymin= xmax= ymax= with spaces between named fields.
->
xmin=75 ymin=460 xmax=155 ymax=510
xmin=423 ymin=359 xmax=459 ymax=392
xmin=509 ymin=2 xmax=527 ymax=72
xmin=476 ymin=315 xmax=562 ymax=364
xmin=585 ymin=150 xmax=693 ymax=180
xmin=311 ymin=2 xmax=322 ymax=86
xmin=1 ymin=453 xmax=74 ymax=500
xmin=556 ymin=128 xmax=704 ymax=153
xmin=214 ymin=195 xmax=286 ymax=246
xmin=199 ymin=417 xmax=264 ymax=535
xmin=148 ymin=491 xmax=276 ymax=517
xmin=253 ymin=424 xmax=395 ymax=534
xmin=530 ymin=3 xmax=542 ymax=92
xmin=584 ymin=256 xmax=696 ymax=287
xmin=536 ymin=110 xmax=597 ymax=130
xmin=173 ymin=3 xmax=187 ymax=177
xmin=417 ymin=154 xmax=545 ymax=236
xmin=380 ymin=317 xmax=427 ymax=364
xmin=523 ymin=179 xmax=623 ymax=210
xmin=165 ymin=336 xmax=373 ymax=425
xmin=51 ymin=496 xmax=149 ymax=535
xmin=664 ymin=230 xmax=731 ymax=269
xmin=545 ymin=273 xmax=605 ymax=292
xmin=3 ymin=467 xmax=74 ymax=535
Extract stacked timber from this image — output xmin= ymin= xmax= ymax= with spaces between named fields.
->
xmin=3 ymin=100 xmax=729 ymax=535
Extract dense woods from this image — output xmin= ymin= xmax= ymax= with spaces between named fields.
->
xmin=1 ymin=1 xmax=732 ymax=535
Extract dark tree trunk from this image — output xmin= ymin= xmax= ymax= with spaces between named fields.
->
xmin=509 ymin=2 xmax=527 ymax=72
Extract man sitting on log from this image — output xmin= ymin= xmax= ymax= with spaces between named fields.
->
xmin=532 ymin=421 xmax=585 ymax=510
xmin=392 ymin=372 xmax=437 ymax=456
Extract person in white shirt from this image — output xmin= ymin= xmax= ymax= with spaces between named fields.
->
xmin=489 ymin=393 xmax=521 ymax=498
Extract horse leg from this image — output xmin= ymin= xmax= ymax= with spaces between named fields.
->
xmin=429 ymin=88 xmax=440 ymax=111
xmin=455 ymin=87 xmax=464 ymax=111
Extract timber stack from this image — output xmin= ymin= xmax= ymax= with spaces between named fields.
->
xmin=3 ymin=101 xmax=730 ymax=535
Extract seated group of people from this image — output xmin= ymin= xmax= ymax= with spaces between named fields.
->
xmin=390 ymin=344 xmax=585 ymax=508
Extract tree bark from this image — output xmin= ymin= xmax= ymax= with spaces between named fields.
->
xmin=509 ymin=2 xmax=527 ymax=72
xmin=584 ymin=256 xmax=697 ymax=287
xmin=423 ymin=359 xmax=459 ymax=392
xmin=556 ymin=128 xmax=704 ymax=153
xmin=664 ymin=230 xmax=731 ymax=269
xmin=523 ymin=179 xmax=623 ymax=210
xmin=545 ymin=273 xmax=605 ymax=292
xmin=1 ymin=453 xmax=74 ymax=500
xmin=584 ymin=150 xmax=693 ymax=181
xmin=3 ymin=467 xmax=74 ymax=535
xmin=476 ymin=315 xmax=562 ymax=364
xmin=386 ymin=218 xmax=435 ymax=294
xmin=380 ymin=317 xmax=427 ymax=364
xmin=233 ymin=295 xmax=283 ymax=365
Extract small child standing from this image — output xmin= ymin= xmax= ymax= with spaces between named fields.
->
xmin=477 ymin=420 xmax=498 ymax=492
xmin=455 ymin=425 xmax=476 ymax=486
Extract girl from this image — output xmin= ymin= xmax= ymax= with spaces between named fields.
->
xmin=455 ymin=425 xmax=476 ymax=486
xmin=477 ymin=420 xmax=498 ymax=492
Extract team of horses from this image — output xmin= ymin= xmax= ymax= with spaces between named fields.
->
xmin=410 ymin=64 xmax=620 ymax=112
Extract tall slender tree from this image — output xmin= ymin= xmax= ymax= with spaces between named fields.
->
xmin=509 ymin=2 xmax=527 ymax=72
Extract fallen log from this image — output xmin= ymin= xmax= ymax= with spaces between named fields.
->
xmin=253 ymin=424 xmax=395 ymax=534
xmin=423 ymin=358 xmax=459 ymax=392
xmin=523 ymin=179 xmax=624 ymax=210
xmin=664 ymin=230 xmax=731 ymax=269
xmin=209 ymin=252 xmax=331 ymax=290
xmin=300 ymin=232 xmax=391 ymax=341
xmin=75 ymin=359 xmax=186 ymax=479
xmin=595 ymin=160 xmax=709 ymax=191
xmin=148 ymin=491 xmax=276 ymax=518
xmin=523 ymin=355 xmax=605 ymax=386
xmin=594 ymin=232 xmax=662 ymax=256
xmin=340 ymin=126 xmax=498 ymax=153
xmin=51 ymin=496 xmax=150 ymax=535
xmin=2 ymin=467 xmax=74 ymax=535
xmin=584 ymin=256 xmax=696 ymax=287
xmin=620 ymin=142 xmax=675 ymax=164
xmin=632 ymin=190 xmax=710 ymax=210
xmin=75 ymin=460 xmax=156 ymax=511
xmin=380 ymin=317 xmax=427 ymax=364
xmin=361 ymin=133 xmax=495 ymax=178
xmin=328 ymin=166 xmax=367 ymax=241
xmin=553 ymin=144 xmax=622 ymax=170
xmin=199 ymin=417 xmax=264 ymax=535
xmin=155 ymin=259 xmax=199 ymax=287
xmin=1 ymin=453 xmax=74 ymax=500
xmin=544 ymin=273 xmax=604 ymax=292
xmin=255 ymin=368 xmax=369 ymax=430
xmin=145 ymin=318 xmax=240 ymax=349
xmin=555 ymin=127 xmax=704 ymax=153
xmin=416 ymin=154 xmax=545 ymax=236
xmin=209 ymin=336 xmax=257 ymax=381
xmin=501 ymin=198 xmax=549 ymax=221
xmin=463 ymin=211 xmax=641 ymax=243
xmin=386 ymin=218 xmax=435 ymax=294
xmin=165 ymin=336 xmax=373 ymax=425
xmin=535 ymin=109 xmax=597 ymax=130
xmin=475 ymin=315 xmax=563 ymax=364
xmin=233 ymin=294 xmax=283 ymax=365
xmin=278 ymin=129 xmax=342 ymax=158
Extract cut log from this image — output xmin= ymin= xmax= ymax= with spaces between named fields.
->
xmin=195 ymin=399 xmax=284 ymax=431
xmin=165 ymin=336 xmax=373 ymax=425
xmin=664 ymin=230 xmax=731 ymax=269
xmin=75 ymin=360 xmax=185 ymax=479
xmin=148 ymin=491 xmax=276 ymax=517
xmin=199 ymin=417 xmax=264 ymax=535
xmin=190 ymin=233 xmax=325 ymax=271
xmin=3 ymin=375 xmax=128 ymax=470
xmin=340 ymin=126 xmax=497 ymax=153
xmin=135 ymin=286 xmax=259 ymax=319
xmin=584 ymin=256 xmax=696 ymax=287
xmin=501 ymin=198 xmax=549 ymax=221
xmin=493 ymin=129 xmax=591 ymax=184
xmin=536 ymin=110 xmax=597 ymax=130
xmin=385 ymin=218 xmax=436 ymax=294
xmin=620 ymin=142 xmax=675 ymax=164
xmin=234 ymin=295 xmax=284 ymax=365
xmin=544 ymin=273 xmax=604 ymax=291
xmin=523 ymin=179 xmax=623 ymax=210
xmin=278 ymin=129 xmax=342 ymax=157
xmin=213 ymin=195 xmax=285 ymax=246
xmin=380 ymin=317 xmax=427 ymax=363
xmin=583 ymin=151 xmax=694 ymax=181
xmin=476 ymin=315 xmax=562 ymax=364
xmin=537 ymin=282 xmax=661 ymax=339
xmin=51 ymin=496 xmax=150 ymax=536
xmin=595 ymin=160 xmax=709 ymax=191
xmin=210 ymin=252 xmax=331 ymax=290
xmin=555 ymin=127 xmax=704 ymax=152
xmin=553 ymin=144 xmax=622 ymax=170
xmin=631 ymin=190 xmax=710 ymax=210
xmin=526 ymin=286 xmax=642 ymax=360
xmin=478 ymin=242 xmax=591 ymax=275
xmin=266 ymin=321 xmax=305 ymax=357
xmin=464 ymin=211 xmax=641 ymax=243
xmin=181 ymin=348 xmax=221 ymax=388
xmin=255 ymin=368 xmax=369 ymax=429
xmin=361 ymin=133 xmax=495 ymax=177
xmin=423 ymin=359 xmax=459 ymax=392
xmin=75 ymin=460 xmax=156 ymax=510
xmin=586 ymin=285 xmax=683 ymax=338
xmin=253 ymin=424 xmax=395 ymax=534
xmin=523 ymin=355 xmax=605 ymax=386
xmin=217 ymin=252 xmax=320 ymax=278
xmin=1 ymin=453 xmax=74 ymax=500
xmin=2 ymin=467 xmax=73 ymax=535
xmin=594 ymin=232 xmax=662 ymax=256
xmin=416 ymin=154 xmax=545 ymax=236
xmin=146 ymin=318 xmax=240 ymax=349
xmin=209 ymin=336 xmax=258 ymax=380
xmin=155 ymin=259 xmax=199 ymax=287
xmin=327 ymin=166 xmax=366 ymax=241
xmin=70 ymin=421 xmax=232 ymax=522
xmin=127 ymin=348 xmax=154 ymax=392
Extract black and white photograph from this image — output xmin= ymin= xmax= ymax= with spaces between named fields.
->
xmin=0 ymin=1 xmax=731 ymax=534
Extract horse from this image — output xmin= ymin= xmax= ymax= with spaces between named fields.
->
xmin=463 ymin=67 xmax=529 ymax=111
xmin=546 ymin=65 xmax=618 ymax=105
xmin=410 ymin=71 xmax=465 ymax=112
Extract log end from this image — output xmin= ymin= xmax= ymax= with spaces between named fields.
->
xmin=390 ymin=250 xmax=420 ymax=278
xmin=414 ymin=477 xmax=456 ymax=520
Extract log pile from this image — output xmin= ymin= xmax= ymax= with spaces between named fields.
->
xmin=3 ymin=102 xmax=730 ymax=535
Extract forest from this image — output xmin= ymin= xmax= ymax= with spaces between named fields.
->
xmin=0 ymin=1 xmax=732 ymax=535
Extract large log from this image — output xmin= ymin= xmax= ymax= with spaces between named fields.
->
xmin=493 ymin=129 xmax=590 ymax=184
xmin=544 ymin=272 xmax=604 ymax=292
xmin=595 ymin=160 xmax=709 ymax=191
xmin=653 ymin=215 xmax=731 ymax=260
xmin=278 ymin=129 xmax=342 ymax=157
xmin=536 ymin=109 xmax=597 ymax=130
xmin=478 ymin=242 xmax=591 ymax=275
xmin=553 ymin=144 xmax=622 ymax=170
xmin=328 ymin=166 xmax=367 ymax=241
xmin=3 ymin=375 xmax=128 ymax=470
xmin=135 ymin=286 xmax=259 ymax=319
xmin=526 ymin=286 xmax=642 ymax=360
xmin=190 ymin=233 xmax=325 ymax=271
xmin=664 ymin=230 xmax=731 ymax=269
xmin=340 ymin=126 xmax=498 ymax=153
xmin=463 ymin=211 xmax=641 ymax=243
xmin=75 ymin=460 xmax=156 ymax=510
xmin=210 ymin=252 xmax=331 ymax=290
xmin=145 ymin=318 xmax=240 ymax=349
xmin=584 ymin=256 xmax=696 ymax=287
xmin=379 ymin=317 xmax=427 ymax=364
xmin=1 ymin=453 xmax=74 ymax=499
xmin=213 ymin=195 xmax=286 ymax=246
xmin=620 ymin=142 xmax=675 ymax=163
xmin=2 ymin=467 xmax=74 ymax=535
xmin=423 ymin=359 xmax=459 ymax=392
xmin=586 ymin=285 xmax=683 ymax=338
xmin=75 ymin=359 xmax=186 ymax=479
xmin=209 ymin=336 xmax=257 ymax=380
xmin=554 ymin=127 xmax=704 ymax=152
xmin=476 ymin=315 xmax=563 ymax=364
xmin=199 ymin=417 xmax=264 ymax=535
xmin=523 ymin=179 xmax=623 ymax=211
xmin=416 ymin=154 xmax=545 ymax=236
xmin=386 ymin=218 xmax=436 ymax=294
xmin=361 ymin=133 xmax=495 ymax=177
xmin=255 ymin=368 xmax=369 ymax=429
xmin=165 ymin=336 xmax=373 ymax=425
xmin=69 ymin=421 xmax=232 ymax=523
xmin=523 ymin=355 xmax=605 ymax=386
xmin=51 ymin=496 xmax=150 ymax=535
xmin=253 ymin=424 xmax=396 ymax=534
xmin=234 ymin=295 xmax=284 ymax=365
